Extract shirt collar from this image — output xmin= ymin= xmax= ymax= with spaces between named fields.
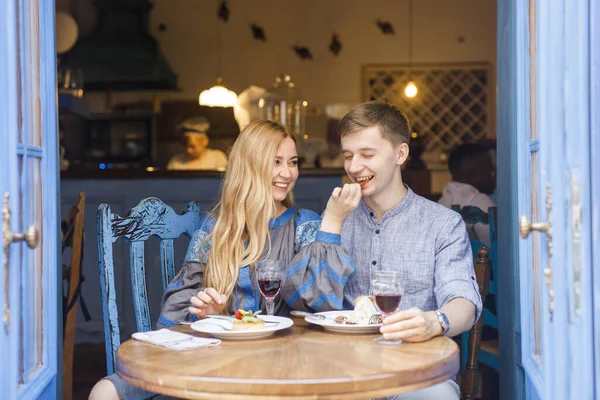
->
xmin=269 ymin=207 xmax=296 ymax=229
xmin=359 ymin=185 xmax=415 ymax=221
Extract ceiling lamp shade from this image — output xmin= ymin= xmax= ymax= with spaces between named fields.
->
xmin=199 ymin=77 xmax=238 ymax=107
xmin=55 ymin=11 xmax=79 ymax=54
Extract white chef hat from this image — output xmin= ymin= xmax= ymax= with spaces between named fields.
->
xmin=178 ymin=116 xmax=211 ymax=138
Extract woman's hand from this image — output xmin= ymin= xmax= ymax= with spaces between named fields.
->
xmin=188 ymin=287 xmax=228 ymax=316
xmin=320 ymin=184 xmax=362 ymax=234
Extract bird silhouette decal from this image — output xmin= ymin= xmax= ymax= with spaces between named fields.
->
xmin=292 ymin=46 xmax=313 ymax=60
xmin=329 ymin=33 xmax=342 ymax=56
xmin=250 ymin=23 xmax=267 ymax=41
xmin=376 ymin=19 xmax=395 ymax=35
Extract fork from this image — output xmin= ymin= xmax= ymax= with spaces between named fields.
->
xmin=179 ymin=317 xmax=279 ymax=327
xmin=368 ymin=314 xmax=383 ymax=324
xmin=290 ymin=311 xmax=382 ymax=324
xmin=290 ymin=310 xmax=336 ymax=320
xmin=200 ymin=321 xmax=234 ymax=331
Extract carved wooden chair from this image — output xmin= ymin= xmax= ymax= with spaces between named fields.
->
xmin=460 ymin=246 xmax=492 ymax=400
xmin=61 ymin=192 xmax=86 ymax=400
xmin=451 ymin=204 xmax=499 ymax=372
xmin=97 ymin=197 xmax=202 ymax=375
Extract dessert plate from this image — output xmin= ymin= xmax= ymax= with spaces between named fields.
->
xmin=190 ymin=315 xmax=293 ymax=340
xmin=304 ymin=310 xmax=382 ymax=334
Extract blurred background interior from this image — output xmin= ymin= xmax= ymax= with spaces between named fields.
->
xmin=56 ymin=1 xmax=499 ymax=398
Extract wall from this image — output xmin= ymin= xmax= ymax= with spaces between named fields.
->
xmin=77 ymin=0 xmax=497 ymax=113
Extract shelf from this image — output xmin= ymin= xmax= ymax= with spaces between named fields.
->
xmin=58 ymin=94 xmax=90 ymax=118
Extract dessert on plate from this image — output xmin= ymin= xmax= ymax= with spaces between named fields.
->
xmin=334 ymin=296 xmax=382 ymax=325
xmin=232 ymin=309 xmax=266 ymax=331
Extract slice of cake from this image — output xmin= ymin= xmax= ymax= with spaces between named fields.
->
xmin=232 ymin=309 xmax=266 ymax=331
xmin=348 ymin=295 xmax=381 ymax=324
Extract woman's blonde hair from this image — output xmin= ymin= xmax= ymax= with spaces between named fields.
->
xmin=203 ymin=120 xmax=296 ymax=303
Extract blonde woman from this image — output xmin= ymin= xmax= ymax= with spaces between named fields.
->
xmin=90 ymin=120 xmax=361 ymax=400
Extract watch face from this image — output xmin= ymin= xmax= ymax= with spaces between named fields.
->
xmin=437 ymin=311 xmax=449 ymax=333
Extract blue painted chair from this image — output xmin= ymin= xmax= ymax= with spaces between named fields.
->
xmin=451 ymin=205 xmax=499 ymax=372
xmin=97 ymin=197 xmax=202 ymax=375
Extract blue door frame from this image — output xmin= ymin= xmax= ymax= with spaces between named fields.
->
xmin=498 ymin=0 xmax=596 ymax=399
xmin=496 ymin=0 xmax=524 ymax=397
xmin=590 ymin=0 xmax=600 ymax=396
xmin=0 ymin=0 xmax=61 ymax=398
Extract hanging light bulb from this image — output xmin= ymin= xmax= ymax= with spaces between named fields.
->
xmin=199 ymin=77 xmax=238 ymax=107
xmin=198 ymin=2 xmax=237 ymax=108
xmin=404 ymin=81 xmax=418 ymax=98
xmin=404 ymin=0 xmax=417 ymax=100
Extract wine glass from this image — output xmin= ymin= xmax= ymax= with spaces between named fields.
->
xmin=256 ymin=260 xmax=284 ymax=316
xmin=371 ymin=270 xmax=404 ymax=345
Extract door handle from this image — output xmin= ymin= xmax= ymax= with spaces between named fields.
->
xmin=518 ymin=184 xmax=553 ymax=320
xmin=519 ymin=216 xmax=550 ymax=238
xmin=3 ymin=193 xmax=39 ymax=334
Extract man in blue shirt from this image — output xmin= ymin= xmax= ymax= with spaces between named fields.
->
xmin=327 ymin=101 xmax=482 ymax=399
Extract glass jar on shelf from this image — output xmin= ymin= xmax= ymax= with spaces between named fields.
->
xmin=259 ymin=74 xmax=307 ymax=135
xmin=58 ymin=67 xmax=84 ymax=98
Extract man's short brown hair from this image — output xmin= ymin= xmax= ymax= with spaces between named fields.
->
xmin=337 ymin=101 xmax=411 ymax=147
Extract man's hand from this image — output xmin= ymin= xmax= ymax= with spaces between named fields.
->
xmin=379 ymin=307 xmax=442 ymax=342
xmin=188 ymin=288 xmax=228 ymax=316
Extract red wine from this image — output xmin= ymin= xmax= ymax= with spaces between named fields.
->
xmin=258 ymin=279 xmax=281 ymax=298
xmin=375 ymin=293 xmax=402 ymax=314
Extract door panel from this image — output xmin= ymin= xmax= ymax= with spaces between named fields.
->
xmin=515 ymin=0 xmax=595 ymax=399
xmin=0 ymin=0 xmax=60 ymax=399
xmin=563 ymin=0 xmax=595 ymax=398
xmin=516 ymin=0 xmax=560 ymax=398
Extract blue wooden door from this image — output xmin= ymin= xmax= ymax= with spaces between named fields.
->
xmin=561 ymin=0 xmax=596 ymax=398
xmin=502 ymin=0 xmax=596 ymax=399
xmin=592 ymin=0 xmax=600 ymax=395
xmin=512 ymin=1 xmax=561 ymax=398
xmin=0 ymin=0 xmax=60 ymax=399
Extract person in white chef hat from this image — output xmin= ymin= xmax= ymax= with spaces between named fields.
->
xmin=166 ymin=116 xmax=228 ymax=171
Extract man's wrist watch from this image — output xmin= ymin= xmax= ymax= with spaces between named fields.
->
xmin=435 ymin=310 xmax=450 ymax=336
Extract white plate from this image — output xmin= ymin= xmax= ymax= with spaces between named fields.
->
xmin=190 ymin=316 xmax=293 ymax=340
xmin=304 ymin=310 xmax=382 ymax=334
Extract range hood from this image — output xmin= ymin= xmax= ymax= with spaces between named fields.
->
xmin=62 ymin=0 xmax=178 ymax=91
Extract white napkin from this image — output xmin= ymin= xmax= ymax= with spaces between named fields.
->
xmin=132 ymin=329 xmax=221 ymax=350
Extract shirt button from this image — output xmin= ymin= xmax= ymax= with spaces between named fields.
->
xmin=372 ymin=260 xmax=377 ymax=265
xmin=375 ymin=229 xmax=380 ymax=234
xmin=370 ymin=212 xmax=374 ymax=217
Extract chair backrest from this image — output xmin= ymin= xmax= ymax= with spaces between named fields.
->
xmin=460 ymin=246 xmax=492 ymax=399
xmin=451 ymin=205 xmax=498 ymax=285
xmin=97 ymin=197 xmax=202 ymax=375
xmin=61 ymin=192 xmax=86 ymax=400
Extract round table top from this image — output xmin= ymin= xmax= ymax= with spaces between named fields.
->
xmin=116 ymin=323 xmax=459 ymax=400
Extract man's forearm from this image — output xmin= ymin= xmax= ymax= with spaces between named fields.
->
xmin=438 ymin=297 xmax=477 ymax=337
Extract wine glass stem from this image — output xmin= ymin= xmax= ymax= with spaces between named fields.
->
xmin=266 ymin=299 xmax=275 ymax=316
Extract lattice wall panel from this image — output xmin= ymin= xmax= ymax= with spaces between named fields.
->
xmin=363 ymin=64 xmax=492 ymax=152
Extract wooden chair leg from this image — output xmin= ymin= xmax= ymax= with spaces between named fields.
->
xmin=461 ymin=247 xmax=490 ymax=399
xmin=461 ymin=316 xmax=483 ymax=399
xmin=63 ymin=193 xmax=85 ymax=400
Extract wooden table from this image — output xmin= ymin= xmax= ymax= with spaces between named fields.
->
xmin=116 ymin=323 xmax=459 ymax=400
